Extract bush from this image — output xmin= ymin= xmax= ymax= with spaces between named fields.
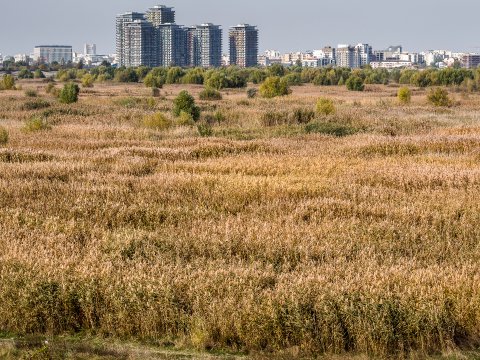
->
xmin=173 ymin=90 xmax=200 ymax=121
xmin=427 ymin=88 xmax=452 ymax=107
xmin=247 ymin=88 xmax=257 ymax=99
xmin=81 ymin=74 xmax=94 ymax=88
xmin=316 ymin=97 xmax=336 ymax=116
xmin=291 ymin=108 xmax=315 ymax=124
xmin=197 ymin=122 xmax=213 ymax=137
xmin=176 ymin=111 xmax=196 ymax=126
xmin=23 ymin=117 xmax=51 ymax=132
xmin=151 ymin=87 xmax=161 ymax=97
xmin=142 ymin=112 xmax=172 ymax=130
xmin=34 ymin=69 xmax=46 ymax=79
xmin=18 ymin=69 xmax=34 ymax=79
xmin=24 ymin=89 xmax=38 ymax=98
xmin=261 ymin=111 xmax=290 ymax=127
xmin=22 ymin=99 xmax=51 ymax=110
xmin=305 ymin=121 xmax=357 ymax=137
xmin=199 ymin=88 xmax=222 ymax=101
xmin=2 ymin=75 xmax=15 ymax=90
xmin=346 ymin=76 xmax=365 ymax=91
xmin=0 ymin=126 xmax=8 ymax=145
xmin=59 ymin=83 xmax=80 ymax=104
xmin=397 ymin=87 xmax=412 ymax=104
xmin=259 ymin=76 xmax=291 ymax=98
xmin=144 ymin=72 xmax=164 ymax=88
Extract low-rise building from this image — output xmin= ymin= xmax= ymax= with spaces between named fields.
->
xmin=33 ymin=45 xmax=73 ymax=64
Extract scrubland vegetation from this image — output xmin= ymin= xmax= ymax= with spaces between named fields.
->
xmin=1 ymin=72 xmax=480 ymax=359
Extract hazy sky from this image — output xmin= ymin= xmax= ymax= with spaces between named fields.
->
xmin=1 ymin=0 xmax=479 ymax=56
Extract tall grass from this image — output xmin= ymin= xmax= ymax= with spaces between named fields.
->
xmin=1 ymin=81 xmax=480 ymax=358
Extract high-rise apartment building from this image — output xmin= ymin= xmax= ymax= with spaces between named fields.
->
xmin=145 ymin=5 xmax=175 ymax=26
xmin=229 ymin=24 xmax=258 ymax=68
xmin=187 ymin=24 xmax=222 ymax=67
xmin=123 ymin=20 xmax=157 ymax=67
xmin=33 ymin=45 xmax=72 ymax=64
xmin=116 ymin=12 xmax=146 ymax=66
xmin=336 ymin=45 xmax=355 ymax=68
xmin=158 ymin=24 xmax=187 ymax=66
xmin=354 ymin=43 xmax=373 ymax=68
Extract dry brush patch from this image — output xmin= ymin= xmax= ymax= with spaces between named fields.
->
xmin=1 ymin=82 xmax=480 ymax=358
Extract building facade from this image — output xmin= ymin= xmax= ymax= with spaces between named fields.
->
xmin=462 ymin=54 xmax=480 ymax=69
xmin=33 ymin=45 xmax=72 ymax=64
xmin=229 ymin=24 xmax=258 ymax=68
xmin=158 ymin=24 xmax=187 ymax=67
xmin=145 ymin=5 xmax=175 ymax=26
xmin=187 ymin=24 xmax=222 ymax=67
xmin=123 ymin=20 xmax=157 ymax=67
xmin=84 ymin=44 xmax=97 ymax=55
xmin=116 ymin=12 xmax=146 ymax=66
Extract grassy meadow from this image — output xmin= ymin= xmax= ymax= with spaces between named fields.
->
xmin=1 ymin=79 xmax=480 ymax=359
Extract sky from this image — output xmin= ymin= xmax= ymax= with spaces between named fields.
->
xmin=1 ymin=0 xmax=479 ymax=56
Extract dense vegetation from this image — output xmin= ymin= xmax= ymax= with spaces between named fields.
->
xmin=0 ymin=73 xmax=480 ymax=358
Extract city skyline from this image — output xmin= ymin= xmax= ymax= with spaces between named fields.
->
xmin=1 ymin=0 xmax=479 ymax=56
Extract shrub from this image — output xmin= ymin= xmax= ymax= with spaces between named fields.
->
xmin=24 ymin=89 xmax=38 ymax=98
xmin=151 ymin=87 xmax=161 ymax=97
xmin=261 ymin=111 xmax=290 ymax=127
xmin=0 ymin=126 xmax=8 ymax=145
xmin=59 ymin=83 xmax=80 ymax=104
xmin=397 ymin=87 xmax=412 ymax=104
xmin=22 ymin=99 xmax=51 ymax=110
xmin=247 ymin=88 xmax=257 ymax=99
xmin=316 ymin=97 xmax=336 ymax=116
xmin=259 ymin=76 xmax=291 ymax=98
xmin=346 ymin=76 xmax=365 ymax=91
xmin=197 ymin=122 xmax=213 ymax=137
xmin=291 ymin=108 xmax=315 ymax=124
xmin=23 ymin=117 xmax=51 ymax=132
xmin=176 ymin=111 xmax=196 ymax=126
xmin=305 ymin=121 xmax=357 ymax=137
xmin=34 ymin=69 xmax=46 ymax=79
xmin=81 ymin=74 xmax=94 ymax=88
xmin=142 ymin=112 xmax=172 ymax=130
xmin=427 ymin=88 xmax=452 ymax=107
xmin=18 ymin=69 xmax=34 ymax=79
xmin=2 ymin=75 xmax=15 ymax=90
xmin=173 ymin=90 xmax=200 ymax=121
xmin=144 ymin=73 xmax=164 ymax=88
xmin=199 ymin=88 xmax=222 ymax=101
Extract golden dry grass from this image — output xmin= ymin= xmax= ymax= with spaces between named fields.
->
xmin=0 ymin=80 xmax=480 ymax=358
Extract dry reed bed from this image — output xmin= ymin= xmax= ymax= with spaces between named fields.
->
xmin=0 ymin=83 xmax=480 ymax=357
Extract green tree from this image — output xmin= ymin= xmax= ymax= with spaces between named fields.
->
xmin=166 ymin=67 xmax=185 ymax=84
xmin=34 ymin=69 xmax=46 ymax=79
xmin=397 ymin=87 xmax=412 ymax=104
xmin=259 ymin=76 xmax=291 ymax=98
xmin=81 ymin=74 xmax=94 ymax=88
xmin=346 ymin=76 xmax=365 ymax=91
xmin=18 ymin=68 xmax=34 ymax=79
xmin=173 ymin=90 xmax=200 ymax=121
xmin=2 ymin=75 xmax=15 ymax=90
xmin=59 ymin=82 xmax=80 ymax=104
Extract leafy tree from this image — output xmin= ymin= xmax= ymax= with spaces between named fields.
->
xmin=166 ymin=67 xmax=185 ymax=84
xmin=268 ymin=64 xmax=286 ymax=77
xmin=397 ymin=87 xmax=412 ymax=104
xmin=182 ymin=68 xmax=205 ymax=84
xmin=259 ymin=76 xmax=291 ymax=98
xmin=81 ymin=74 xmax=94 ymax=88
xmin=205 ymin=72 xmax=229 ymax=90
xmin=2 ymin=75 xmax=15 ymax=90
xmin=114 ymin=68 xmax=138 ymax=83
xmin=59 ymin=82 xmax=80 ymax=104
xmin=346 ymin=76 xmax=365 ymax=91
xmin=173 ymin=90 xmax=200 ymax=120
xmin=135 ymin=66 xmax=151 ymax=81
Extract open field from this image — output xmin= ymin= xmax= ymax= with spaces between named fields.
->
xmin=1 ymin=80 xmax=480 ymax=359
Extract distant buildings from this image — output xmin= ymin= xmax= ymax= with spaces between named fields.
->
xmin=33 ymin=45 xmax=72 ymax=64
xmin=187 ymin=24 xmax=222 ymax=68
xmin=84 ymin=44 xmax=97 ymax=55
xmin=229 ymin=24 xmax=258 ymax=67
xmin=115 ymin=5 xmax=225 ymax=68
xmin=461 ymin=54 xmax=480 ymax=69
